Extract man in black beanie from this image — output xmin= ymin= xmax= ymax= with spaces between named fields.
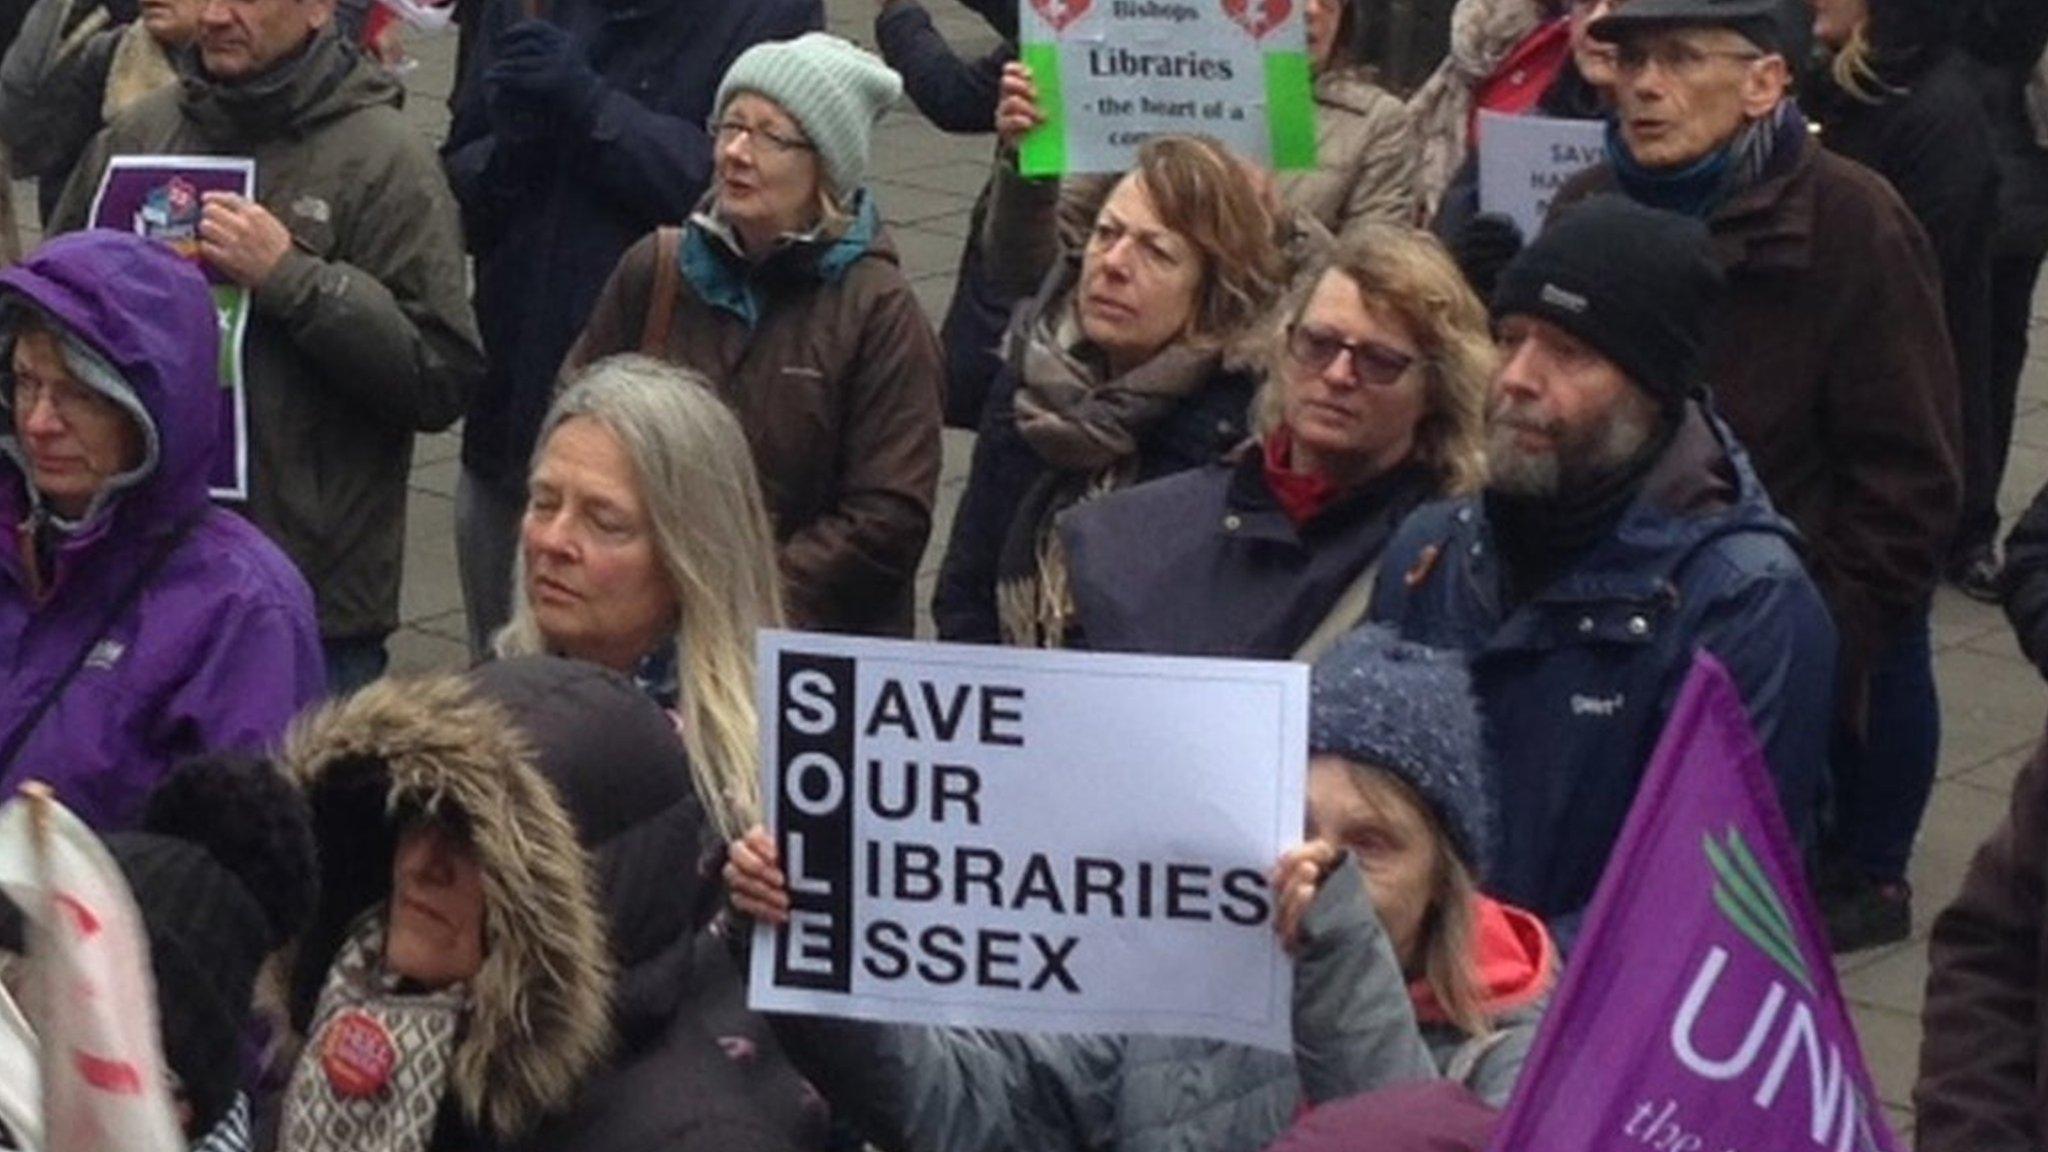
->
xmin=1554 ymin=0 xmax=1961 ymax=952
xmin=1369 ymin=195 xmax=1835 ymax=950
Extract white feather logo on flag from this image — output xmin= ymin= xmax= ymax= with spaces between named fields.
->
xmin=0 ymin=787 xmax=182 ymax=1152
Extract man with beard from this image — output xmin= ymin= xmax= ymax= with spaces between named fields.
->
xmin=1368 ymin=195 xmax=1833 ymax=946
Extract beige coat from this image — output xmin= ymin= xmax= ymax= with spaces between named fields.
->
xmin=1277 ymin=71 xmax=1420 ymax=237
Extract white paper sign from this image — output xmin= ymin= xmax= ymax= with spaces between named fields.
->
xmin=1476 ymin=110 xmax=1607 ymax=240
xmin=747 ymin=631 xmax=1308 ymax=1051
xmin=1018 ymin=0 xmax=1317 ymax=176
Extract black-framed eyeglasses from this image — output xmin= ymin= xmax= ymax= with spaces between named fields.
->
xmin=1614 ymin=41 xmax=1764 ymax=76
xmin=708 ymin=118 xmax=816 ymax=157
xmin=1285 ymin=323 xmax=1419 ymax=387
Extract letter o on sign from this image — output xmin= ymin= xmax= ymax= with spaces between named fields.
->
xmin=785 ymin=751 xmax=846 ymax=816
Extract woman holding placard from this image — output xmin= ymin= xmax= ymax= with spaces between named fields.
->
xmin=724 ymin=628 xmax=1555 ymax=1149
xmin=1054 ymin=229 xmax=1491 ymax=659
xmin=932 ymin=67 xmax=1289 ymax=646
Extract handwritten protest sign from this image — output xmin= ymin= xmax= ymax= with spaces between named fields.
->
xmin=747 ymin=631 xmax=1308 ymax=1051
xmin=1488 ymin=654 xmax=1903 ymax=1152
xmin=0 ymin=789 xmax=183 ymax=1152
xmin=88 ymin=156 xmax=255 ymax=502
xmin=1476 ymin=110 xmax=1606 ymax=241
xmin=1018 ymin=0 xmax=1317 ymax=176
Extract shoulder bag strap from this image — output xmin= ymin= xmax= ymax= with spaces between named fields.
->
xmin=1293 ymin=559 xmax=1382 ymax=664
xmin=639 ymin=225 xmax=684 ymax=356
xmin=0 ymin=512 xmax=203 ymax=776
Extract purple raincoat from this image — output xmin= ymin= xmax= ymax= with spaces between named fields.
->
xmin=0 ymin=230 xmax=323 ymax=830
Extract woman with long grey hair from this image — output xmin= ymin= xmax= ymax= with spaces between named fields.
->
xmin=496 ymin=353 xmax=784 ymax=839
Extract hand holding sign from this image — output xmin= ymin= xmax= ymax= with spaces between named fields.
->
xmin=996 ymin=62 xmax=1046 ymax=154
xmin=1270 ymin=840 xmax=1344 ymax=955
xmin=727 ymin=826 xmax=791 ymax=924
xmin=198 ymin=193 xmax=293 ymax=290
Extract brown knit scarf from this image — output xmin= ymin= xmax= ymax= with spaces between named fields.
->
xmin=998 ymin=297 xmax=1224 ymax=646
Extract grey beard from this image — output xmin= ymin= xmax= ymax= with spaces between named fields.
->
xmin=1486 ymin=391 xmax=1661 ymax=499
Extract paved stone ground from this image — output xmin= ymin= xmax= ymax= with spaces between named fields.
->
xmin=20 ymin=5 xmax=2045 ymax=1140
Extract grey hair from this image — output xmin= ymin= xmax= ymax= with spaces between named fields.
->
xmin=497 ymin=354 xmax=786 ymax=840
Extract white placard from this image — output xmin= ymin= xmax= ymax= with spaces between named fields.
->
xmin=1017 ymin=0 xmax=1317 ymax=176
xmin=1476 ymin=110 xmax=1607 ymax=240
xmin=747 ymin=631 xmax=1307 ymax=1052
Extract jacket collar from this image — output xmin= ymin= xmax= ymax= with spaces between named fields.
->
xmin=1225 ymin=444 xmax=1438 ymax=546
xmin=683 ymin=190 xmax=882 ymax=329
xmin=175 ymin=29 xmax=387 ymax=141
xmin=1705 ymin=128 xmax=1818 ymax=275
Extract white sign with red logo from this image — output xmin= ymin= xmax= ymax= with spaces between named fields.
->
xmin=0 ymin=791 xmax=183 ymax=1152
xmin=1017 ymin=0 xmax=1316 ymax=175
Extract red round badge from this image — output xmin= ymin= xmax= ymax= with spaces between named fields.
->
xmin=320 ymin=1009 xmax=397 ymax=1099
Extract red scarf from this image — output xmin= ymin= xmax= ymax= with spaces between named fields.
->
xmin=1262 ymin=428 xmax=1340 ymax=526
xmin=1409 ymin=896 xmax=1557 ymax=1026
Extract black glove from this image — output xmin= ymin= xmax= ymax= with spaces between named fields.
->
xmin=486 ymin=20 xmax=603 ymax=129
xmin=1446 ymin=212 xmax=1525 ymax=302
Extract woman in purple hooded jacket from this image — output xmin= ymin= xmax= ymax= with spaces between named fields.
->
xmin=0 ymin=229 xmax=323 ymax=831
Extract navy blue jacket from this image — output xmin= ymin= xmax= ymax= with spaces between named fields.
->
xmin=442 ymin=0 xmax=821 ymax=483
xmin=1368 ymin=407 xmax=1834 ymax=943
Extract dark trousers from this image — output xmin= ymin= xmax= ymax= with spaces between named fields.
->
xmin=1960 ymin=245 xmax=2048 ymax=555
xmin=1830 ymin=612 xmax=1940 ymax=884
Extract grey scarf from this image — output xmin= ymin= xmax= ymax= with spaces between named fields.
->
xmin=279 ymin=914 xmax=467 ymax=1152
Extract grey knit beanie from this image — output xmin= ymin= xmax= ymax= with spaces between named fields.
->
xmin=715 ymin=33 xmax=903 ymax=196
xmin=1309 ymin=626 xmax=1492 ymax=877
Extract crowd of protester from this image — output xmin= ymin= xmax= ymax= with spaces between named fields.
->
xmin=1 ymin=0 xmax=2048 ymax=1146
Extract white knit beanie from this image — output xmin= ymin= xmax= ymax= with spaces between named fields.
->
xmin=714 ymin=33 xmax=903 ymax=196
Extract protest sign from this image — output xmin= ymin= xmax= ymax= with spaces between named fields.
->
xmin=1488 ymin=654 xmax=1902 ymax=1152
xmin=88 ymin=156 xmax=255 ymax=502
xmin=747 ymin=631 xmax=1308 ymax=1051
xmin=1476 ymin=110 xmax=1606 ymax=241
xmin=0 ymin=788 xmax=183 ymax=1152
xmin=1018 ymin=0 xmax=1317 ymax=176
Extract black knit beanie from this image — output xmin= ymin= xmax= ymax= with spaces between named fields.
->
xmin=106 ymin=757 xmax=317 ymax=1137
xmin=1491 ymin=195 xmax=1723 ymax=415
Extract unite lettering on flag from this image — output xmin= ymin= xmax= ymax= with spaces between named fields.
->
xmin=0 ymin=789 xmax=184 ymax=1152
xmin=1488 ymin=653 xmax=1903 ymax=1152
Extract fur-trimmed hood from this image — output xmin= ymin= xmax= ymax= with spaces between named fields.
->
xmin=282 ymin=673 xmax=615 ymax=1145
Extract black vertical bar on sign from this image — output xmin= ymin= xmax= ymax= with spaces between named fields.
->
xmin=774 ymin=650 xmax=857 ymax=991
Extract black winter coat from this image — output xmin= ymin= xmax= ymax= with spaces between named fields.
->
xmin=1961 ymin=0 xmax=2048 ymax=254
xmin=1810 ymin=48 xmax=1998 ymax=454
xmin=1058 ymin=452 xmax=1438 ymax=658
xmin=441 ymin=0 xmax=821 ymax=483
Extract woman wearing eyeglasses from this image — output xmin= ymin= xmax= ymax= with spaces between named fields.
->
xmin=566 ymin=33 xmax=943 ymax=639
xmin=0 ymin=231 xmax=322 ymax=832
xmin=1053 ymin=230 xmax=1492 ymax=660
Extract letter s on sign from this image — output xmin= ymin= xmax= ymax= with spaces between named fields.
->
xmin=787 ymin=669 xmax=839 ymax=736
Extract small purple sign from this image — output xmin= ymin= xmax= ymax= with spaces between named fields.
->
xmin=1488 ymin=654 xmax=1903 ymax=1152
xmin=87 ymin=156 xmax=254 ymax=501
